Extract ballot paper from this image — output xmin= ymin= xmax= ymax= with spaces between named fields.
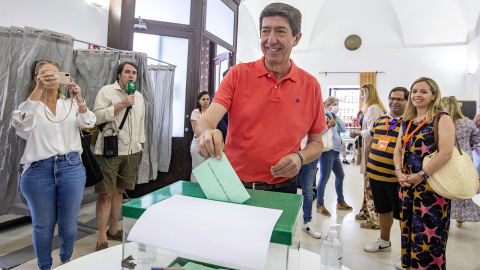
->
xmin=193 ymin=152 xmax=250 ymax=203
xmin=127 ymin=195 xmax=283 ymax=270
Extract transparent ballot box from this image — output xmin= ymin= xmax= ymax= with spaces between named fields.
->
xmin=121 ymin=181 xmax=302 ymax=270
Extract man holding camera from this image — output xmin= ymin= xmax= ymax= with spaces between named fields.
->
xmin=195 ymin=3 xmax=325 ymax=195
xmin=93 ymin=62 xmax=145 ymax=251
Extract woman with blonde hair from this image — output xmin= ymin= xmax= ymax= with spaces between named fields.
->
xmin=441 ymin=96 xmax=480 ymax=228
xmin=393 ymin=77 xmax=455 ymax=270
xmin=350 ymin=84 xmax=387 ymax=229
xmin=316 ymin=96 xmax=352 ymax=217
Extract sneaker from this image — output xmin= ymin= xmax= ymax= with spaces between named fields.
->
xmin=364 ymin=238 xmax=391 ymax=252
xmin=395 ymin=259 xmax=409 ymax=270
xmin=95 ymin=241 xmax=108 ymax=251
xmin=107 ymin=229 xmax=123 ymax=241
xmin=302 ymin=222 xmax=321 ymax=239
xmin=342 ymin=160 xmax=350 ymax=164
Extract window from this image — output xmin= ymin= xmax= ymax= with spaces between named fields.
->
xmin=329 ymin=86 xmax=360 ymax=126
xmin=135 ymin=0 xmax=191 ymax=25
xmin=205 ymin=0 xmax=235 ymax=46
xmin=133 ymin=33 xmax=189 ymax=137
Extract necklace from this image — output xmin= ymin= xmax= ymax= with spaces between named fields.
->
xmin=413 ymin=116 xmax=426 ymax=125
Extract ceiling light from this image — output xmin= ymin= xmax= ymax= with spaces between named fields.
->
xmin=84 ymin=0 xmax=109 ymax=9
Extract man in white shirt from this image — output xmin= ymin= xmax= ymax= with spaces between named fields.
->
xmin=93 ymin=62 xmax=146 ymax=251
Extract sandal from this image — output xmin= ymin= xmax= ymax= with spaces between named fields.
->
xmin=95 ymin=241 xmax=108 ymax=251
xmin=360 ymin=220 xmax=380 ymax=229
xmin=355 ymin=214 xmax=367 ymax=220
xmin=316 ymin=204 xmax=331 ymax=216
xmin=337 ymin=201 xmax=353 ymax=210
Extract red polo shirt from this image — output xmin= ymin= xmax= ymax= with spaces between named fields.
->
xmin=213 ymin=57 xmax=325 ymax=184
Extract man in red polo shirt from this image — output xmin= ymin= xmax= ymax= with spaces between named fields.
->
xmin=195 ymin=3 xmax=325 ymax=194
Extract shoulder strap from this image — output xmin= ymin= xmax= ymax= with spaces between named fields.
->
xmin=433 ymin=114 xmax=439 ymax=149
xmin=433 ymin=113 xmax=462 ymax=154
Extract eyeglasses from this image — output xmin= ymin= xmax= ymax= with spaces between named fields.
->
xmin=389 ymin=118 xmax=400 ymax=130
xmin=389 ymin=97 xmax=405 ymax=102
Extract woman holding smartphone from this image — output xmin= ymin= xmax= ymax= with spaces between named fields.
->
xmin=11 ymin=60 xmax=96 ymax=270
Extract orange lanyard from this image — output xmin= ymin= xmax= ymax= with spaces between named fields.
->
xmin=402 ymin=119 xmax=426 ymax=147
xmin=385 ymin=117 xmax=401 ymax=135
xmin=400 ymin=119 xmax=426 ymax=169
xmin=201 ymin=108 xmax=206 ymax=114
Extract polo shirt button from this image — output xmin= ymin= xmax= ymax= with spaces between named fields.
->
xmin=268 ymin=74 xmax=270 ymax=77
xmin=275 ymin=85 xmax=277 ymax=88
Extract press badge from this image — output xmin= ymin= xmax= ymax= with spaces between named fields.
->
xmin=376 ymin=135 xmax=392 ymax=151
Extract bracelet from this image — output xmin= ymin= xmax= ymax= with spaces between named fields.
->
xmin=294 ymin=152 xmax=304 ymax=166
xmin=77 ymin=99 xmax=86 ymax=107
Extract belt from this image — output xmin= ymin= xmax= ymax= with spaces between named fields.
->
xmin=242 ymin=177 xmax=295 ymax=191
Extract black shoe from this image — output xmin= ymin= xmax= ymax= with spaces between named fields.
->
xmin=342 ymin=160 xmax=350 ymax=164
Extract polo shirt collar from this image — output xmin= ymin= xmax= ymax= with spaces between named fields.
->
xmin=254 ymin=57 xmax=299 ymax=82
xmin=387 ymin=112 xmax=403 ymax=120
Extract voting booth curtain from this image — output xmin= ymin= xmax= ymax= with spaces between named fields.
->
xmin=0 ymin=27 xmax=175 ymax=215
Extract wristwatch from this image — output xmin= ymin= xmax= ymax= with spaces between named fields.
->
xmin=418 ymin=170 xmax=429 ymax=180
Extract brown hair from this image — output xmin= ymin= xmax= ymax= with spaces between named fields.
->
xmin=324 ymin=96 xmax=339 ymax=108
xmin=403 ymin=77 xmax=443 ymax=123
xmin=27 ymin=60 xmax=62 ymax=99
xmin=116 ymin=61 xmax=138 ymax=82
xmin=441 ymin=96 xmax=466 ymax=121
xmin=259 ymin=3 xmax=302 ymax=36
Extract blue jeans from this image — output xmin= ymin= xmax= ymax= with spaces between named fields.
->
xmin=298 ymin=158 xmax=319 ymax=222
xmin=20 ymin=152 xmax=86 ymax=270
xmin=317 ymin=150 xmax=345 ymax=206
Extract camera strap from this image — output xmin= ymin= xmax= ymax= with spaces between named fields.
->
xmin=118 ymin=107 xmax=130 ymax=130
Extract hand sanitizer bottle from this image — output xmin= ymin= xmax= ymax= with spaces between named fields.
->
xmin=320 ymin=224 xmax=343 ymax=270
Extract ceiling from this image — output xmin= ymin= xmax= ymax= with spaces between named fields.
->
xmin=238 ymin=0 xmax=480 ymax=56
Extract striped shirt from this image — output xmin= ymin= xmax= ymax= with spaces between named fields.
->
xmin=366 ymin=114 xmax=402 ymax=182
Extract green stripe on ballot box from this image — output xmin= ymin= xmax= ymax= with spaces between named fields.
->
xmin=121 ymin=181 xmax=302 ymax=246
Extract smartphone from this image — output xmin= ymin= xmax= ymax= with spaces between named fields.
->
xmin=51 ymin=72 xmax=71 ymax=84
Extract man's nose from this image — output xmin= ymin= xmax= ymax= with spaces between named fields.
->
xmin=267 ymin=32 xmax=277 ymax=43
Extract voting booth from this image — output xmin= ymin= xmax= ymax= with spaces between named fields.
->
xmin=121 ymin=181 xmax=302 ymax=270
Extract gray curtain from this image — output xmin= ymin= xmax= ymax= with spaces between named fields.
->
xmin=118 ymin=52 xmax=159 ymax=184
xmin=149 ymin=65 xmax=175 ymax=172
xmin=0 ymin=27 xmax=74 ymax=215
xmin=71 ymin=49 xmax=119 ymax=109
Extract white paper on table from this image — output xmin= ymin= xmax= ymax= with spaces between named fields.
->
xmin=127 ymin=195 xmax=283 ymax=270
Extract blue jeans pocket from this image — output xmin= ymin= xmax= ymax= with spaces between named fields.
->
xmin=29 ymin=160 xmax=43 ymax=168
xmin=67 ymin=153 xmax=82 ymax=165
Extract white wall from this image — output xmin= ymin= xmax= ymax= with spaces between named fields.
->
xmin=294 ymin=46 xmax=467 ymax=106
xmin=0 ymin=0 xmax=109 ymax=49
xmin=466 ymin=35 xmax=480 ymax=113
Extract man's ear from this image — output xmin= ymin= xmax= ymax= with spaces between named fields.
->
xmin=293 ymin=32 xmax=302 ymax=46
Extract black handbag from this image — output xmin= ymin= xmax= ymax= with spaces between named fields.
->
xmin=80 ymin=130 xmax=104 ymax=187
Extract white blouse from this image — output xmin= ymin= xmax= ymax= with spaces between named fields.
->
xmin=11 ymin=98 xmax=96 ymax=165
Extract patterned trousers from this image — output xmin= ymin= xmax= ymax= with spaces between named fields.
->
xmin=358 ymin=174 xmax=379 ymax=227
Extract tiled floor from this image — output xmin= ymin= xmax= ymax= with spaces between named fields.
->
xmin=1 ymin=162 xmax=480 ymax=269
